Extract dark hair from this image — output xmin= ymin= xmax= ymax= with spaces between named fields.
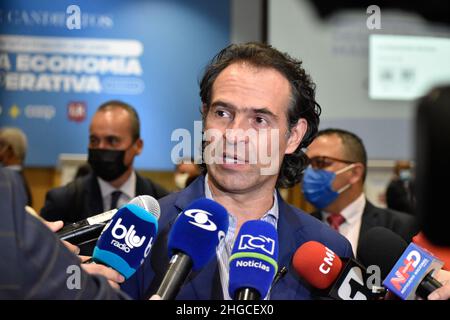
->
xmin=199 ymin=42 xmax=321 ymax=188
xmin=317 ymin=128 xmax=368 ymax=182
xmin=97 ymin=100 xmax=140 ymax=141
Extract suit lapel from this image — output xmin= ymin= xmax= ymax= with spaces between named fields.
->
xmin=276 ymin=194 xmax=300 ymax=270
xmin=182 ymin=255 xmax=223 ymax=299
xmin=310 ymin=210 xmax=322 ymax=221
xmin=358 ymin=200 xmax=378 ymax=245
xmin=135 ymin=172 xmax=148 ymax=196
xmin=270 ymin=195 xmax=304 ymax=299
xmin=86 ymin=174 xmax=104 ymax=217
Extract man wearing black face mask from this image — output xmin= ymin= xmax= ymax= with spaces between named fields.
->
xmin=40 ymin=101 xmax=168 ymax=253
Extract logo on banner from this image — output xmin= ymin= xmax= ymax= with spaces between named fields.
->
xmin=67 ymin=102 xmax=87 ymax=122
xmin=25 ymin=105 xmax=55 ymax=121
xmin=0 ymin=8 xmax=113 ymax=29
xmin=9 ymin=104 xmax=20 ymax=119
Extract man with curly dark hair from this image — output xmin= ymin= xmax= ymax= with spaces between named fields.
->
xmin=121 ymin=42 xmax=353 ymax=300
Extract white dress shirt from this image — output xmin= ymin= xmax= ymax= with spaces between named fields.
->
xmin=322 ymin=193 xmax=366 ymax=256
xmin=97 ymin=171 xmax=136 ymax=210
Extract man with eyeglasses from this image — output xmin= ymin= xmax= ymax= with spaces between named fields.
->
xmin=303 ymin=128 xmax=418 ymax=255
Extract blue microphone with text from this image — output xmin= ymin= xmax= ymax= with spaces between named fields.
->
xmin=383 ymin=243 xmax=444 ymax=300
xmin=57 ymin=195 xmax=158 ymax=245
xmin=155 ymin=198 xmax=229 ymax=300
xmin=358 ymin=227 xmax=444 ymax=300
xmin=228 ymin=220 xmax=279 ymax=300
xmin=92 ymin=199 xmax=160 ymax=280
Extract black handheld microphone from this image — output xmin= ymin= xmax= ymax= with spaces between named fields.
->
xmin=57 ymin=195 xmax=159 ymax=244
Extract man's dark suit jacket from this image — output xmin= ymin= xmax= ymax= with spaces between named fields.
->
xmin=311 ymin=199 xmax=419 ymax=248
xmin=386 ymin=178 xmax=415 ymax=215
xmin=0 ymin=168 xmax=129 ymax=299
xmin=4 ymin=166 xmax=32 ymax=207
xmin=18 ymin=169 xmax=33 ymax=207
xmin=120 ymin=175 xmax=353 ymax=300
xmin=40 ymin=172 xmax=169 ymax=223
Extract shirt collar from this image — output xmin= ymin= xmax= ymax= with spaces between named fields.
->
xmin=323 ymin=193 xmax=366 ymax=224
xmin=203 ymin=173 xmax=279 ymax=223
xmin=97 ymin=171 xmax=136 ymax=199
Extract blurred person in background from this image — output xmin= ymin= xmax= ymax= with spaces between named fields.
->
xmin=173 ymin=158 xmax=201 ymax=190
xmin=385 ymin=160 xmax=415 ymax=215
xmin=0 ymin=127 xmax=32 ymax=207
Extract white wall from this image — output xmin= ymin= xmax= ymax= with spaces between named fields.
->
xmin=231 ymin=0 xmax=263 ymax=43
xmin=268 ymin=0 xmax=450 ymax=160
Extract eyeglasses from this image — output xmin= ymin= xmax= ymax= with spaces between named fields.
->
xmin=308 ymin=156 xmax=355 ymax=170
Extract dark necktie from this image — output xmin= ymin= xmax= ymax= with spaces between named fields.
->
xmin=110 ymin=190 xmax=122 ymax=210
xmin=326 ymin=213 xmax=345 ymax=231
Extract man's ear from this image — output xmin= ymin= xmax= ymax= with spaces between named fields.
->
xmin=134 ymin=138 xmax=143 ymax=155
xmin=285 ymin=118 xmax=308 ymax=154
xmin=349 ymin=163 xmax=365 ymax=184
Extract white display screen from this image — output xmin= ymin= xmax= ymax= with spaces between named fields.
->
xmin=369 ymin=35 xmax=450 ymax=100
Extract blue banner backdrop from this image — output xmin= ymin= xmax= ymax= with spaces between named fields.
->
xmin=0 ymin=0 xmax=230 ymax=169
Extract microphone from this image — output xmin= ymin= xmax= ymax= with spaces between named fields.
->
xmin=57 ymin=195 xmax=159 ymax=245
xmin=357 ymin=227 xmax=409 ymax=281
xmin=293 ymin=241 xmax=377 ymax=300
xmin=228 ymin=220 xmax=278 ymax=300
xmin=155 ymin=198 xmax=228 ymax=300
xmin=358 ymin=227 xmax=444 ymax=300
xmin=91 ymin=201 xmax=160 ymax=279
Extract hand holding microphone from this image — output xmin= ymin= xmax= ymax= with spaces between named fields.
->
xmin=57 ymin=195 xmax=159 ymax=245
xmin=91 ymin=197 xmax=160 ymax=280
xmin=428 ymin=280 xmax=450 ymax=300
xmin=81 ymin=261 xmax=125 ymax=290
xmin=76 ymin=196 xmax=160 ymax=290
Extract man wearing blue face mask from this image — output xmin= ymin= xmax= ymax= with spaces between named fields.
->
xmin=385 ymin=160 xmax=416 ymax=215
xmin=304 ymin=128 xmax=418 ymax=255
